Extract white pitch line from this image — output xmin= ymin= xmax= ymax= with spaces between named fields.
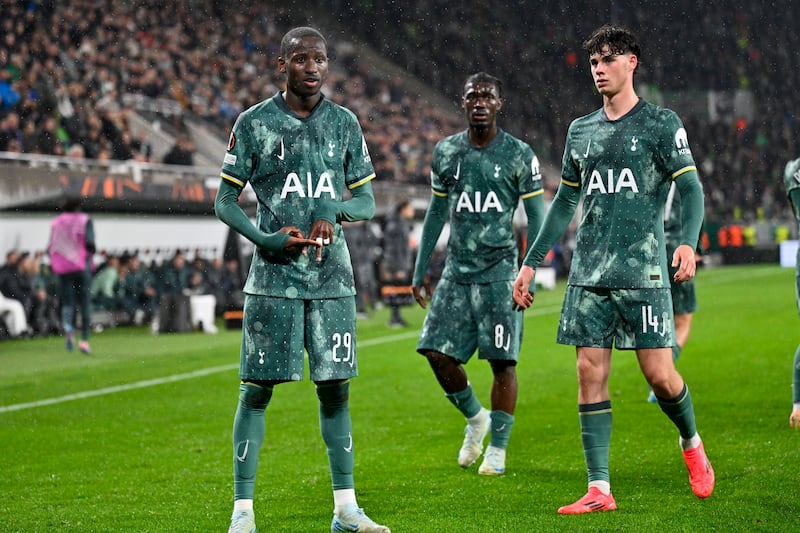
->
xmin=0 ymin=364 xmax=238 ymax=414
xmin=0 ymin=304 xmax=562 ymax=414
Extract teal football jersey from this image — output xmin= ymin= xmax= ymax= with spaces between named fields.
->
xmin=220 ymin=92 xmax=376 ymax=299
xmin=431 ymin=129 xmax=543 ymax=283
xmin=784 ymin=157 xmax=800 ymax=223
xmin=562 ymin=99 xmax=698 ymax=288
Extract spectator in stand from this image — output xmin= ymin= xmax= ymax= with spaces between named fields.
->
xmin=0 ymin=249 xmax=31 ymax=338
xmin=220 ymin=257 xmax=245 ymax=312
xmin=28 ymin=252 xmax=61 ymax=336
xmin=90 ymin=254 xmax=120 ymax=312
xmin=343 ymin=220 xmax=379 ymax=319
xmin=162 ymin=135 xmax=195 ymax=166
xmin=380 ymin=199 xmax=415 ymax=328
xmin=119 ymin=254 xmax=158 ymax=326
xmin=154 ymin=250 xmax=191 ymax=333
xmin=204 ymin=256 xmax=227 ymax=316
xmin=49 ymin=196 xmax=95 ymax=354
xmin=0 ymin=111 xmax=23 ymax=151
xmin=0 ymin=250 xmax=29 ymax=317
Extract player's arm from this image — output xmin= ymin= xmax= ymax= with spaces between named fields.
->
xmin=411 ymin=192 xmax=447 ymax=308
xmin=215 ymin=179 xmax=319 ymax=254
xmin=672 ymin=169 xmax=704 ymax=282
xmin=513 ymin=181 xmax=580 ymax=309
xmin=317 ymin=179 xmax=376 ymax=225
xmin=85 ymin=218 xmax=96 ymax=254
xmin=789 ymin=188 xmax=800 ymax=221
xmin=521 ymin=193 xmax=545 ymax=260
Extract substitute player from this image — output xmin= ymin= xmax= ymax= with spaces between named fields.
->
xmin=412 ymin=72 xmax=545 ymax=476
xmin=513 ymin=24 xmax=714 ymax=513
xmin=782 ymin=156 xmax=800 ymax=428
xmin=215 ymin=27 xmax=389 ymax=533
xmin=648 ymin=182 xmax=700 ymax=403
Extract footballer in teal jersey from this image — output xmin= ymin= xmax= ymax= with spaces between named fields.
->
xmin=219 ymin=81 xmax=375 ymax=300
xmin=782 ymin=156 xmax=800 ymax=428
xmin=513 ymin=25 xmax=713 ymax=514
xmin=412 ymin=72 xmax=545 ymax=477
xmin=215 ymin=27 xmax=389 ymax=533
xmin=554 ymin=98 xmax=698 ymax=289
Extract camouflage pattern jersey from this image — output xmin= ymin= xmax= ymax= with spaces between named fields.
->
xmin=560 ymin=99 xmax=698 ymax=289
xmin=220 ymin=92 xmax=375 ymax=299
xmin=430 ymin=129 xmax=543 ymax=284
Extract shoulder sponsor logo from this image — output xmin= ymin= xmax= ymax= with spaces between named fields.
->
xmin=224 ymin=153 xmax=237 ymax=165
xmin=361 ymin=135 xmax=372 ymax=163
xmin=674 ymin=128 xmax=691 ymax=155
xmin=531 ymin=155 xmax=541 ymax=181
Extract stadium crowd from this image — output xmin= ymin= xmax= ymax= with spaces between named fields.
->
xmin=1 ymin=1 xmax=799 ymax=340
xmin=2 ymin=1 xmax=798 ymax=224
xmin=0 ymin=246 xmax=247 ymax=339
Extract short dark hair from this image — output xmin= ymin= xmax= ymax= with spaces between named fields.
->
xmin=280 ymin=27 xmax=326 ymax=58
xmin=583 ymin=24 xmax=641 ymax=63
xmin=464 ymin=72 xmax=503 ymax=98
xmin=61 ymin=197 xmax=82 ymax=212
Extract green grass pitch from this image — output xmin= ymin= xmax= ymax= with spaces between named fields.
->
xmin=1 ymin=264 xmax=799 ymax=532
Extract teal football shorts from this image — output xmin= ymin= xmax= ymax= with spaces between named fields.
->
xmin=668 ymin=256 xmax=698 ymax=315
xmin=557 ymin=285 xmax=675 ymax=349
xmin=417 ymin=277 xmax=522 ymax=363
xmin=239 ymin=294 xmax=358 ymax=382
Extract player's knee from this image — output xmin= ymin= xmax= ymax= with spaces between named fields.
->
xmin=239 ymin=381 xmax=273 ymax=409
xmin=424 ymin=350 xmax=456 ymax=370
xmin=489 ymin=359 xmax=517 ymax=375
xmin=316 ymin=379 xmax=349 ymax=406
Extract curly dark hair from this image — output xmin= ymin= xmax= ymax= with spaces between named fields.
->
xmin=583 ymin=24 xmax=641 ymax=70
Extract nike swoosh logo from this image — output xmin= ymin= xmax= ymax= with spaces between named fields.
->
xmin=454 ymin=161 xmax=461 ymax=181
xmin=276 ymin=138 xmax=285 ymax=160
xmin=236 ymin=439 xmax=249 ymax=462
xmin=583 ymin=140 xmax=591 ymax=158
xmin=496 ymin=423 xmax=506 ymax=432
xmin=343 ymin=432 xmax=353 ymax=453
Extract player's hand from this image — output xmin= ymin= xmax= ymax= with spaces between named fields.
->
xmin=790 ymin=409 xmax=800 ymax=428
xmin=279 ymin=226 xmax=321 ymax=255
xmin=412 ymin=284 xmax=428 ymax=309
xmin=672 ymin=244 xmax=697 ymax=283
xmin=308 ymin=219 xmax=335 ymax=262
xmin=513 ymin=265 xmax=536 ymax=310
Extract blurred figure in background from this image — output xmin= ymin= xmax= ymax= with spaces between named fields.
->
xmin=380 ymin=199 xmax=415 ymax=327
xmin=48 ymin=197 xmax=95 ymax=354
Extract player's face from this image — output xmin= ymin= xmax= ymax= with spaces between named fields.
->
xmin=462 ymin=81 xmax=502 ymax=128
xmin=279 ymin=36 xmax=329 ymax=99
xmin=589 ymin=45 xmax=637 ymax=97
